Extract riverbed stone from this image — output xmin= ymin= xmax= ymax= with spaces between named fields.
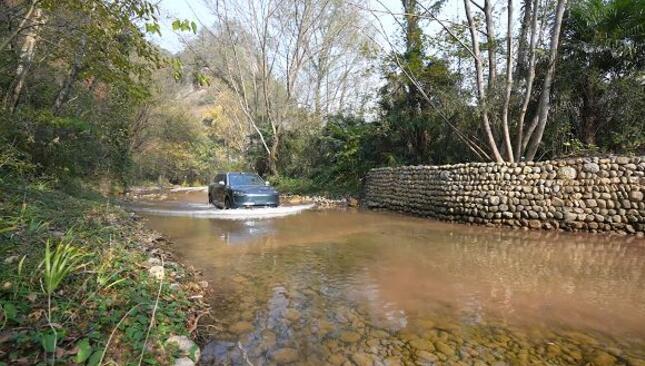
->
xmin=383 ymin=357 xmax=403 ymax=366
xmin=285 ymin=308 xmax=301 ymax=322
xmin=229 ymin=321 xmax=254 ymax=334
xmin=199 ymin=341 xmax=235 ymax=364
xmin=351 ymin=352 xmax=374 ymax=366
xmin=271 ymin=348 xmax=299 ymax=364
xmin=417 ymin=350 xmax=439 ymax=363
xmin=626 ymin=357 xmax=645 ymax=366
xmin=591 ymin=350 xmax=617 ymax=366
xmin=434 ymin=341 xmax=455 ymax=356
xmin=327 ymin=354 xmax=347 ymax=366
xmin=260 ymin=330 xmax=277 ymax=349
xmin=340 ymin=330 xmax=361 ymax=343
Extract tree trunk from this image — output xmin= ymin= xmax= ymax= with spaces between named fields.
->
xmin=514 ymin=0 xmax=533 ymax=82
xmin=0 ymin=0 xmax=37 ymax=53
xmin=524 ymin=0 xmax=567 ymax=160
xmin=501 ymin=0 xmax=514 ymax=162
xmin=3 ymin=6 xmax=43 ymax=113
xmin=464 ymin=0 xmax=504 ymax=162
xmin=54 ymin=36 xmax=87 ymax=115
xmin=580 ymin=80 xmax=599 ymax=145
xmin=268 ymin=134 xmax=279 ymax=176
xmin=484 ymin=0 xmax=497 ymax=92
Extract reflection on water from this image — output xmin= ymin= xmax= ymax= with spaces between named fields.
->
xmin=141 ymin=191 xmax=645 ymax=365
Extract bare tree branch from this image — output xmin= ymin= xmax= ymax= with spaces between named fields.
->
xmin=464 ymin=0 xmax=503 ymax=162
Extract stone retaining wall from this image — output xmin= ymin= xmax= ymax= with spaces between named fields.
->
xmin=364 ymin=156 xmax=644 ymax=234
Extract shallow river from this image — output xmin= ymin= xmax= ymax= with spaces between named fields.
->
xmin=137 ymin=191 xmax=645 ymax=365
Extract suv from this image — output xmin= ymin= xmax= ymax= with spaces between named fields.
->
xmin=208 ymin=172 xmax=279 ymax=209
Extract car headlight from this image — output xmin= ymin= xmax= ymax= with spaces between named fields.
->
xmin=233 ymin=191 xmax=246 ymax=196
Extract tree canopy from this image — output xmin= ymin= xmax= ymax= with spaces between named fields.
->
xmin=1 ymin=0 xmax=643 ymax=192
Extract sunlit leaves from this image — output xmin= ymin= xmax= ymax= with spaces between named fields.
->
xmin=75 ymin=338 xmax=93 ymax=363
xmin=193 ymin=72 xmax=211 ymax=87
xmin=172 ymin=19 xmax=198 ymax=34
xmin=145 ymin=22 xmax=162 ymax=36
xmin=39 ymin=330 xmax=57 ymax=353
xmin=170 ymin=58 xmax=183 ymax=81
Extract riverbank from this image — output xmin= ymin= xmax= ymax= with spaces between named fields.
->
xmin=0 ymin=178 xmax=208 ymax=365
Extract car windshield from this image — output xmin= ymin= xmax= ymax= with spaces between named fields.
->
xmin=229 ymin=174 xmax=264 ymax=186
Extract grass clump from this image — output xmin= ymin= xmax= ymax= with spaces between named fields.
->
xmin=0 ymin=177 xmax=202 ymax=365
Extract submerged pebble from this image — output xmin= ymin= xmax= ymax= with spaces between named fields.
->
xmin=229 ymin=321 xmax=254 ymax=334
xmin=339 ymin=330 xmax=362 ymax=343
xmin=271 ymin=347 xmax=299 ymax=364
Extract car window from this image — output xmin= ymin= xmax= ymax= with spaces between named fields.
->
xmin=229 ymin=174 xmax=264 ymax=186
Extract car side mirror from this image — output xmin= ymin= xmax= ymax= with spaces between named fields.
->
xmin=265 ymin=181 xmax=270 ymax=186
xmin=218 ymin=181 xmax=225 ymax=186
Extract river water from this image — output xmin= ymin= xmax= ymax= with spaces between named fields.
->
xmin=136 ymin=191 xmax=645 ymax=365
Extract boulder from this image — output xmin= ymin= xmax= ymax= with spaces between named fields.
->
xmin=173 ymin=357 xmax=195 ymax=366
xmin=629 ymin=190 xmax=643 ymax=202
xmin=166 ymin=335 xmax=200 ymax=361
xmin=583 ymin=163 xmax=600 ymax=173
xmin=557 ymin=166 xmax=577 ymax=180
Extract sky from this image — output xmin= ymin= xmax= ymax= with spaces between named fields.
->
xmin=149 ymin=0 xmax=520 ymax=55
xmin=149 ymin=0 xmax=415 ymax=54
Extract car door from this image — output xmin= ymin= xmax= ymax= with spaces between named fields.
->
xmin=213 ymin=173 xmax=225 ymax=207
xmin=209 ymin=174 xmax=218 ymax=205
xmin=221 ymin=173 xmax=229 ymax=205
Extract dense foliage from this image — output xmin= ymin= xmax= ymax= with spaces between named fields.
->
xmin=0 ymin=178 xmax=199 ymax=364
xmin=1 ymin=0 xmax=643 ymax=192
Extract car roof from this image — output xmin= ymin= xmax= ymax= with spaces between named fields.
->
xmin=218 ymin=172 xmax=259 ymax=175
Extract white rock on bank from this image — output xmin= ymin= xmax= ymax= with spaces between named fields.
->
xmin=173 ymin=357 xmax=195 ymax=366
xmin=148 ymin=265 xmax=164 ymax=280
xmin=4 ymin=255 xmax=20 ymax=264
xmin=167 ymin=335 xmax=200 ymax=361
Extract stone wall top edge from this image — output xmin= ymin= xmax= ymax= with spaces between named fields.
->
xmin=367 ymin=155 xmax=644 ymax=174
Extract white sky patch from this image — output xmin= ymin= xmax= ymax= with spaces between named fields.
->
xmin=149 ymin=0 xmax=403 ymax=53
xmin=149 ymin=0 xmax=521 ymax=58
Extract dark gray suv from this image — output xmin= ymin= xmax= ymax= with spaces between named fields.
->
xmin=208 ymin=172 xmax=279 ymax=209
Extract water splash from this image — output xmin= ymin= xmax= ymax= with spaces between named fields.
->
xmin=131 ymin=204 xmax=315 ymax=220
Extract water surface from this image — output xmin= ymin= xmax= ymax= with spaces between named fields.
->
xmin=137 ymin=191 xmax=645 ymax=365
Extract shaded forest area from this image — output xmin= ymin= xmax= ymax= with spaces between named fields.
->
xmin=1 ymin=0 xmax=643 ymax=195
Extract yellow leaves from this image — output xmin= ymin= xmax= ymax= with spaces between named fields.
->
xmin=205 ymin=105 xmax=225 ymax=123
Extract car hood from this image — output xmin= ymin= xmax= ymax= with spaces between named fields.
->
xmin=231 ymin=185 xmax=278 ymax=194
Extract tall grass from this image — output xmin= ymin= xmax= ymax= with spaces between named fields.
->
xmin=41 ymin=239 xmax=87 ymax=295
xmin=40 ymin=239 xmax=88 ymax=364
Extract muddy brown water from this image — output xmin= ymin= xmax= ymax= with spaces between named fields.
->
xmin=136 ymin=191 xmax=645 ymax=365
